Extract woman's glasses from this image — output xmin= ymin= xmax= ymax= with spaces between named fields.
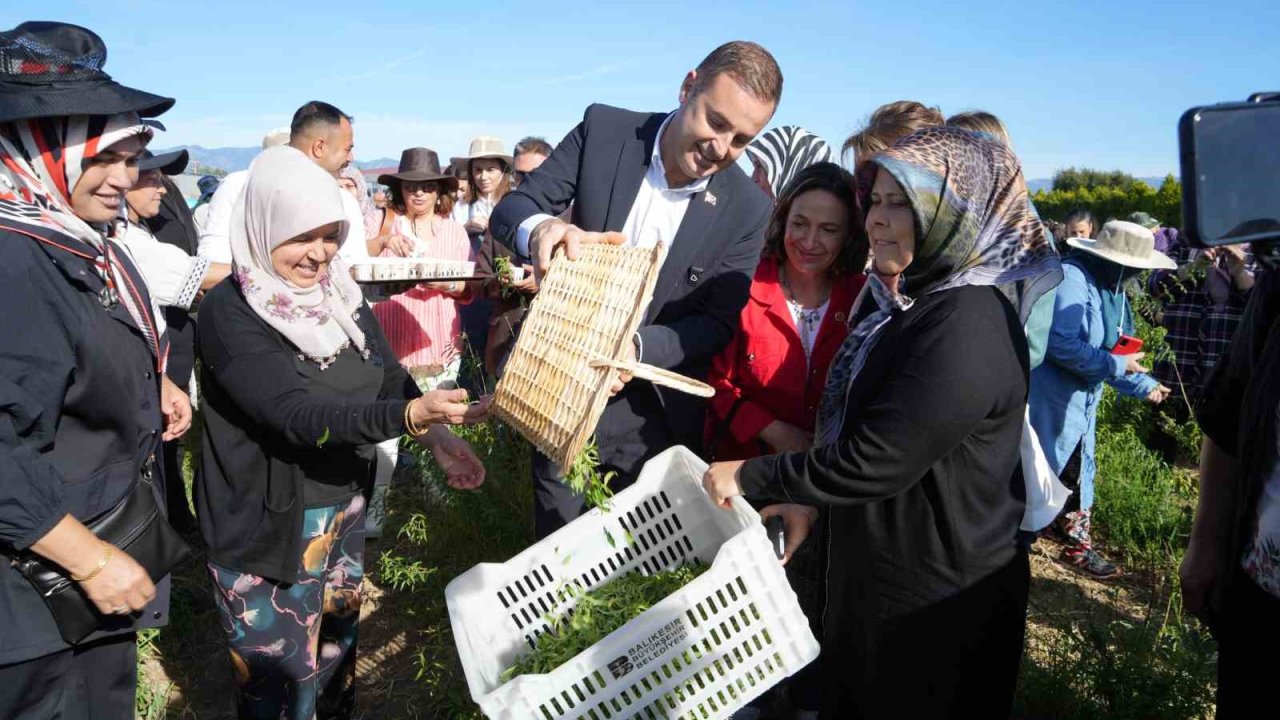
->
xmin=403 ymin=181 xmax=439 ymax=195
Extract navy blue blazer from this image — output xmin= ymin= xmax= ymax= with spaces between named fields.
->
xmin=491 ymin=104 xmax=770 ymax=475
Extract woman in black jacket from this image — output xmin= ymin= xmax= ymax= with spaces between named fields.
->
xmin=0 ymin=21 xmax=192 ymax=718
xmin=196 ymin=146 xmax=487 ymax=719
xmin=704 ymin=127 xmax=1061 ymax=719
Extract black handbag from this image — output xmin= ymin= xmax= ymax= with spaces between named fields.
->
xmin=10 ymin=460 xmax=194 ymax=644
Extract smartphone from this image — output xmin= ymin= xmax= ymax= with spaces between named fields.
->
xmin=1179 ymin=95 xmax=1280 ymax=248
xmin=1113 ymin=334 xmax=1144 ymax=356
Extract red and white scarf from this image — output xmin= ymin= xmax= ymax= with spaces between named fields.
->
xmin=0 ymin=113 xmax=165 ymax=368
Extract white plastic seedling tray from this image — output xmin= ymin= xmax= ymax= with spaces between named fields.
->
xmin=446 ymin=446 xmax=820 ymax=720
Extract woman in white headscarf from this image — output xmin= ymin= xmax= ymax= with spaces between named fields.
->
xmin=195 ymin=146 xmax=488 ymax=719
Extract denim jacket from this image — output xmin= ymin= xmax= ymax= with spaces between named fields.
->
xmin=1029 ymin=262 xmax=1158 ymax=509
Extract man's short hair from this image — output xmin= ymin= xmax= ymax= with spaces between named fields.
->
xmin=843 ymin=100 xmax=944 ymax=163
xmin=691 ymin=41 xmax=783 ymax=106
xmin=514 ymin=136 xmax=554 ymax=159
xmin=290 ymin=101 xmax=353 ymax=141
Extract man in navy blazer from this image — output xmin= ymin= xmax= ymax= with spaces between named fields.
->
xmin=490 ymin=41 xmax=782 ymax=537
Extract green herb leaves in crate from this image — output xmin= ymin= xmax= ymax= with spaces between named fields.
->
xmin=501 ymin=562 xmax=710 ymax=682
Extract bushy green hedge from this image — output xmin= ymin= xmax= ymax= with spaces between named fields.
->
xmin=1032 ymin=175 xmax=1182 ymax=228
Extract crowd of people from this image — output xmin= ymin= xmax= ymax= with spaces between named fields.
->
xmin=0 ymin=19 xmax=1273 ymax=720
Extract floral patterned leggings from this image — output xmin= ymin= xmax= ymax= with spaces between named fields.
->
xmin=209 ymin=495 xmax=365 ymax=720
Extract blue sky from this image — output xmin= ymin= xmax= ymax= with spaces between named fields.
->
xmin=17 ymin=1 xmax=1279 ymax=179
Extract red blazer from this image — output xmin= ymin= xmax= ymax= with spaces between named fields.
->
xmin=705 ymin=257 xmax=866 ymax=460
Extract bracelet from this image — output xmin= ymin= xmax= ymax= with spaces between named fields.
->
xmin=404 ymin=399 xmax=430 ymax=438
xmin=71 ymin=543 xmax=114 ymax=583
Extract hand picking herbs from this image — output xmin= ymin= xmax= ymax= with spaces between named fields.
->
xmin=500 ymin=562 xmax=710 ymax=682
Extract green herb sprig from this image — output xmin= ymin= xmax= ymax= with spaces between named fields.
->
xmin=564 ymin=439 xmax=616 ymax=510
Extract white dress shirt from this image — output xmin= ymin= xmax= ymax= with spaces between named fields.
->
xmin=196 ymin=169 xmax=248 ymax=264
xmin=514 ymin=113 xmax=710 ymax=265
xmin=336 ymin=190 xmax=370 ymax=261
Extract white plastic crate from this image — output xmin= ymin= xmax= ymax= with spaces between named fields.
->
xmin=446 ymin=446 xmax=821 ymax=720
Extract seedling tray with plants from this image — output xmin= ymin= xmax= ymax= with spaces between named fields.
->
xmin=446 ymin=446 xmax=820 ymax=720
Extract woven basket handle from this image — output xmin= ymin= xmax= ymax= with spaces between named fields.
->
xmin=589 ymin=359 xmax=715 ymax=398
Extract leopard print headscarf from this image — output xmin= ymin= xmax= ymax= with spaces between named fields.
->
xmin=854 ymin=126 xmax=1061 ymax=315
xmin=816 ymin=128 xmax=1062 ymax=445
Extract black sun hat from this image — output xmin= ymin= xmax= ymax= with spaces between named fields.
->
xmin=0 ymin=21 xmax=174 ymax=124
xmin=138 ymin=148 xmax=189 ymax=176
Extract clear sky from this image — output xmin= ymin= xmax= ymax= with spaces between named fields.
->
xmin=15 ymin=1 xmax=1279 ymax=179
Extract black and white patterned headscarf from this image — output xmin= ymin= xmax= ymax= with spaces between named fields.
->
xmin=745 ymin=126 xmax=833 ymax=198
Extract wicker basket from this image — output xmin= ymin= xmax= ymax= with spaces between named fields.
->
xmin=491 ymin=242 xmax=713 ymax=470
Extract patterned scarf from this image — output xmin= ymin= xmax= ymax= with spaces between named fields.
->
xmin=745 ymin=126 xmax=833 ymax=198
xmin=815 ymin=127 xmax=1062 ymax=445
xmin=0 ymin=113 xmax=167 ymax=369
xmin=231 ymin=146 xmax=366 ymax=368
xmin=815 ymin=275 xmax=912 ymax=445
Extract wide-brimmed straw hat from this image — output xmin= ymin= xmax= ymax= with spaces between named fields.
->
xmin=0 ymin=21 xmax=174 ymax=124
xmin=138 ymin=148 xmax=188 ymax=176
xmin=465 ymin=136 xmax=512 ymax=167
xmin=377 ymin=147 xmax=459 ymax=193
xmin=1066 ymin=220 xmax=1176 ymax=270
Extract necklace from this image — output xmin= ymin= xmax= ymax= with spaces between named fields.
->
xmin=410 ymin=215 xmax=432 ymax=243
xmin=780 ymin=265 xmax=830 ymax=360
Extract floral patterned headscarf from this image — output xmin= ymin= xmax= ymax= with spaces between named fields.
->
xmin=231 ymin=146 xmax=366 ymax=365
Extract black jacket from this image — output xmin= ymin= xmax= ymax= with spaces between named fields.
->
xmin=0 ymin=223 xmax=166 ymax=664
xmin=739 ymin=286 xmax=1029 ymax=706
xmin=490 ymin=104 xmax=770 ymax=477
xmin=1197 ymin=269 xmax=1280 ymax=611
xmin=196 ymin=279 xmax=420 ymax=582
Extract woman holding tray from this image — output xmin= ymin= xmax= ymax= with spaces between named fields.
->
xmin=369 ymin=147 xmax=474 ymax=390
xmin=706 ymin=161 xmax=866 ymax=719
xmin=197 ymin=145 xmax=487 ymax=719
xmin=703 ymin=127 xmax=1062 ymax=719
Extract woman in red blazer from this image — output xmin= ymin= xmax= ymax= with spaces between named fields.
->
xmin=706 ymin=161 xmax=867 ymax=718
xmin=707 ymin=161 xmax=869 ymax=462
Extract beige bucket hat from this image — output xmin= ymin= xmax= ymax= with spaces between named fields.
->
xmin=1066 ymin=220 xmax=1176 ymax=270
xmin=465 ymin=136 xmax=512 ymax=166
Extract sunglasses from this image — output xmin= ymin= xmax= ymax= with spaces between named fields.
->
xmin=402 ymin=181 xmax=439 ymax=194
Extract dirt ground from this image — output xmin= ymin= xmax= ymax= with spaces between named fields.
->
xmin=140 ymin=532 xmax=1167 ymax=719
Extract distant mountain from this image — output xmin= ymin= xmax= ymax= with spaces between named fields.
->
xmin=355 ymin=158 xmax=399 ymax=170
xmin=154 ymin=146 xmax=400 ymax=174
xmin=153 ymin=145 xmax=259 ymax=174
xmin=1026 ymin=176 xmax=1172 ymax=194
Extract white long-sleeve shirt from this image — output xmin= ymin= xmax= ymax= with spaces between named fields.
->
xmin=119 ymin=217 xmax=210 ymax=312
xmin=196 ymin=169 xmax=248 ymax=264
